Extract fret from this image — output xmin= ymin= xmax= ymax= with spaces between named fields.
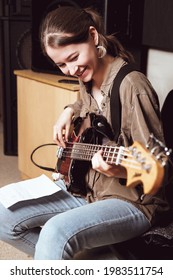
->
xmin=103 ymin=146 xmax=113 ymax=164
xmin=70 ymin=143 xmax=81 ymax=160
xmin=109 ymin=146 xmax=117 ymax=164
xmin=68 ymin=142 xmax=119 ymax=163
xmin=112 ymin=146 xmax=118 ymax=163
xmin=85 ymin=144 xmax=93 ymax=160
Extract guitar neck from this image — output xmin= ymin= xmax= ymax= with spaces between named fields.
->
xmin=64 ymin=142 xmax=125 ymax=165
xmin=57 ymin=139 xmax=167 ymax=195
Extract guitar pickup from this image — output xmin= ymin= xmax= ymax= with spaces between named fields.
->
xmin=57 ymin=147 xmax=64 ymax=159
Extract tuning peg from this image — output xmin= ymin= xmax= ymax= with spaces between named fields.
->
xmin=165 ymin=148 xmax=172 ymax=156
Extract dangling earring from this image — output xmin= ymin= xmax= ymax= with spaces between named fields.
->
xmin=97 ymin=45 xmax=107 ymax=58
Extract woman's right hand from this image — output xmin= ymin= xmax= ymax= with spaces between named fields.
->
xmin=53 ymin=107 xmax=74 ymax=147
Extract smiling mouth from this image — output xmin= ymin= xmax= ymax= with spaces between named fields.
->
xmin=76 ymin=66 xmax=87 ymax=77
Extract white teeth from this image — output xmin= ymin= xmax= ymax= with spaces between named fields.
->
xmin=77 ymin=67 xmax=86 ymax=76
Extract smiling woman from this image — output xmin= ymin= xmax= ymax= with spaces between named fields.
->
xmin=46 ymin=41 xmax=97 ymax=80
xmin=40 ymin=7 xmax=133 ymax=83
xmin=0 ymin=6 xmax=172 ymax=260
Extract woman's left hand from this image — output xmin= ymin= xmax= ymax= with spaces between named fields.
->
xmin=91 ymin=150 xmax=127 ymax=178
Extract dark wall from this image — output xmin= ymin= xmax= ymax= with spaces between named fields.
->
xmin=0 ymin=0 xmax=32 ymax=155
xmin=0 ymin=20 xmax=3 ymax=119
xmin=143 ymin=0 xmax=173 ymax=52
xmin=31 ymin=0 xmax=145 ymax=74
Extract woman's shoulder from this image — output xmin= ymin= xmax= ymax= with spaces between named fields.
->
xmin=121 ymin=69 xmax=155 ymax=96
xmin=119 ymin=69 xmax=160 ymax=113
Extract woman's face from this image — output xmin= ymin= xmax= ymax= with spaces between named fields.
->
xmin=46 ymin=27 xmax=101 ymax=83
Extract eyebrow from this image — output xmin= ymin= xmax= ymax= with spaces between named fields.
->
xmin=55 ymin=51 xmax=78 ymax=65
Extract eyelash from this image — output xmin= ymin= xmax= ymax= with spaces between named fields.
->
xmin=57 ymin=55 xmax=79 ymax=68
xmin=57 ymin=63 xmax=65 ymax=68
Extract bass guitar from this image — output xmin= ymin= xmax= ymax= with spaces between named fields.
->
xmin=55 ymin=113 xmax=170 ymax=196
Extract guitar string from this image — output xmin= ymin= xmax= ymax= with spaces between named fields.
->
xmin=60 ymin=142 xmax=150 ymax=171
xmin=65 ymin=141 xmax=134 ymax=155
xmin=64 ymin=142 xmax=143 ymax=160
xmin=62 ymin=151 xmax=144 ymax=170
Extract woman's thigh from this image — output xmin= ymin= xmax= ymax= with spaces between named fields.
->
xmin=0 ymin=179 xmax=87 ymax=256
xmin=35 ymin=198 xmax=151 ymax=259
xmin=0 ymin=179 xmax=87 ymax=237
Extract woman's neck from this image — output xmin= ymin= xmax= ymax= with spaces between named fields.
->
xmin=92 ymin=55 xmax=115 ymax=89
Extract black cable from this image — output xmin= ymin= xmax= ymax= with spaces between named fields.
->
xmin=30 ymin=143 xmax=57 ymax=172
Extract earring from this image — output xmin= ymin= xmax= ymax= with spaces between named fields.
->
xmin=97 ymin=45 xmax=107 ymax=58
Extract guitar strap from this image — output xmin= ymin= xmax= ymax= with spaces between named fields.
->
xmin=110 ymin=64 xmax=136 ymax=142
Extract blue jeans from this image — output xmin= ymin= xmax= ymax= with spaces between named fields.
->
xmin=0 ymin=179 xmax=150 ymax=259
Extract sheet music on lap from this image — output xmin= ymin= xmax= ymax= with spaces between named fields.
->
xmin=0 ymin=174 xmax=61 ymax=208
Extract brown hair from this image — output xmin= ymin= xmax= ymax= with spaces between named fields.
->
xmin=40 ymin=6 xmax=133 ymax=63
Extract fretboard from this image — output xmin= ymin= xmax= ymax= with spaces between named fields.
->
xmin=63 ymin=142 xmax=126 ymax=165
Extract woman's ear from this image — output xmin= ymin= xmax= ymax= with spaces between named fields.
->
xmin=89 ymin=26 xmax=99 ymax=46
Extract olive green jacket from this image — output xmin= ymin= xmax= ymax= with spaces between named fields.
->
xmin=67 ymin=57 xmax=171 ymax=225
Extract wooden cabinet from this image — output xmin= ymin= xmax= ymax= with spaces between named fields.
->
xmin=14 ymin=70 xmax=80 ymax=179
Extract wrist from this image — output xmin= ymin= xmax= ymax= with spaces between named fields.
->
xmin=64 ymin=106 xmax=74 ymax=115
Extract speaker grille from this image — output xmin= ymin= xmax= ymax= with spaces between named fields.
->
xmin=16 ymin=28 xmax=32 ymax=69
xmin=1 ymin=15 xmax=31 ymax=155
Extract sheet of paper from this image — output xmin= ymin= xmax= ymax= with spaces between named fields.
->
xmin=0 ymin=174 xmax=61 ymax=208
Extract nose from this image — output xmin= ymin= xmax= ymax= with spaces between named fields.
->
xmin=67 ymin=64 xmax=78 ymax=76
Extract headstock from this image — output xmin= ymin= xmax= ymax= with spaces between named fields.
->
xmin=124 ymin=134 xmax=172 ymax=194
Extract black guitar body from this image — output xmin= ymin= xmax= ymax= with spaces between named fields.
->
xmin=67 ymin=113 xmax=114 ymax=196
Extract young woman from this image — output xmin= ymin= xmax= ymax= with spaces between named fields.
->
xmin=0 ymin=6 xmax=171 ymax=260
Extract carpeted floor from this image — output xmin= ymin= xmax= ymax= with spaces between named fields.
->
xmin=0 ymin=119 xmax=32 ymax=260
